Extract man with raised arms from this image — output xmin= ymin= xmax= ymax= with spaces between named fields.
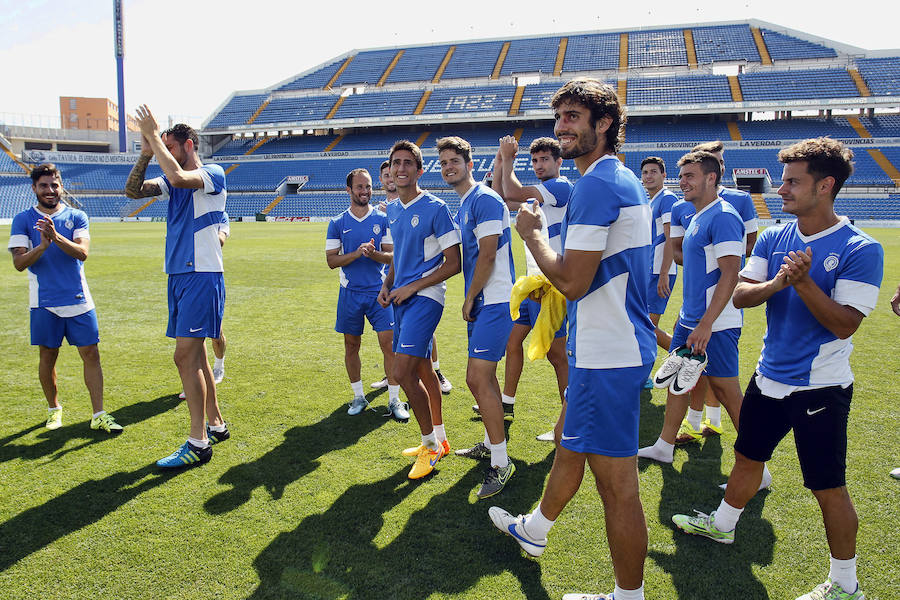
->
xmin=377 ymin=140 xmax=461 ymax=480
xmin=126 ymin=107 xmax=229 ymax=468
xmin=326 ymin=168 xmax=406 ymax=420
xmin=489 ymin=79 xmax=655 ymax=600
xmin=437 ymin=136 xmax=516 ymax=498
xmin=672 ymin=137 xmax=882 ymax=600
xmin=9 ymin=163 xmax=122 ymax=433
xmin=490 ymin=136 xmax=571 ymax=441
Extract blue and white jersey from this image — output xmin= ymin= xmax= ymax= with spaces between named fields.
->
xmin=386 ymin=191 xmax=461 ymax=306
xmin=454 ymin=183 xmax=514 ymax=305
xmin=668 ymin=199 xmax=694 ymax=239
xmin=148 ymin=164 xmax=227 ymax=274
xmin=560 ymin=155 xmax=656 ymax=369
xmin=218 ymin=211 xmax=230 ymax=238
xmin=534 ymin=176 xmax=574 ymax=254
xmin=679 ymin=198 xmax=745 ymax=331
xmin=650 ymin=187 xmax=679 ymax=275
xmin=8 ymin=205 xmax=94 ymax=316
xmin=740 ymin=218 xmax=882 ymax=387
xmin=325 ymin=206 xmax=392 ymax=292
xmin=720 ymin=187 xmax=758 ymax=237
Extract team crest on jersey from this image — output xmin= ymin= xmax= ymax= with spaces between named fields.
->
xmin=373 ymin=224 xmax=381 ymax=235
xmin=823 ymin=253 xmax=840 ymax=272
xmin=64 ymin=220 xmax=73 ymax=230
xmin=464 ymin=212 xmax=469 ymax=225
xmin=411 ymin=215 xmax=419 ymax=228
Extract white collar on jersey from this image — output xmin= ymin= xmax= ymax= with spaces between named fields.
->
xmin=692 ymin=197 xmax=723 ymax=219
xmin=649 ymin=187 xmax=668 ymax=202
xmin=582 ymin=153 xmax=618 ymax=177
xmin=399 ymin=191 xmax=425 ymax=209
xmin=347 ymin=205 xmax=374 ymax=223
xmin=32 ymin=204 xmax=66 ymax=217
xmin=796 ymin=216 xmax=850 ymax=243
xmin=458 ymin=182 xmax=481 ymax=204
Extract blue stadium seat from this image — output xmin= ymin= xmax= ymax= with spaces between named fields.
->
xmin=692 ymin=25 xmax=760 ymax=64
xmin=563 ymin=33 xmax=620 ymax=72
xmin=628 ymin=29 xmax=688 ymax=68
xmin=738 ymin=70 xmax=858 ymax=101
xmin=760 ymin=29 xmax=837 ymax=61
xmin=856 ymin=58 xmax=900 ymax=96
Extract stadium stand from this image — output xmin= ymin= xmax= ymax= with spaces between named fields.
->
xmin=386 ymin=45 xmax=452 ymax=84
xmin=206 ymin=94 xmax=268 ymax=129
xmin=335 ymin=90 xmax=424 ymax=119
xmin=692 ymin=24 xmax=761 ymax=64
xmin=856 ymin=58 xmax=900 ymax=97
xmin=759 ymin=29 xmax=837 ymax=61
xmin=626 ymin=75 xmax=732 ymax=105
xmin=251 ymin=95 xmax=338 ymax=126
xmin=628 ymin=29 xmax=688 ymax=68
xmin=501 ymin=37 xmax=562 ymax=75
xmin=334 ymin=49 xmax=399 ymax=87
xmin=738 ymin=69 xmax=860 ymax=101
xmin=439 ymin=40 xmax=505 ymax=80
xmin=422 ymin=85 xmax=517 ymax=115
xmin=277 ymin=59 xmax=346 ymax=91
xmin=562 ymin=33 xmax=620 ymax=72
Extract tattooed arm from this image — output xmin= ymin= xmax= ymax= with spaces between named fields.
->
xmin=124 ymin=149 xmax=162 ymax=199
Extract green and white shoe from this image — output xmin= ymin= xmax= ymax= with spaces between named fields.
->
xmin=90 ymin=412 xmax=123 ymax=433
xmin=46 ymin=408 xmax=63 ymax=430
xmin=672 ymin=510 xmax=735 ymax=544
xmin=795 ymin=579 xmax=864 ymax=600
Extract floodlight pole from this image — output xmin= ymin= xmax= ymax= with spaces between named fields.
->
xmin=114 ymin=0 xmax=126 ymax=152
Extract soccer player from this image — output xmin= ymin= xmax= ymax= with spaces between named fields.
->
xmin=377 ymin=140 xmax=461 ymax=480
xmin=672 ymin=138 xmax=883 ymax=600
xmin=373 ymin=160 xmax=453 ymax=394
xmin=437 ymin=136 xmax=516 ymax=498
xmin=489 ymin=79 xmax=655 ymax=600
xmin=490 ymin=135 xmax=571 ymax=441
xmin=8 ymin=163 xmax=122 ymax=433
xmin=326 ymin=168 xmax=406 ymax=420
xmin=641 ymin=156 xmax=679 ymax=352
xmin=638 ymin=152 xmax=770 ymax=492
xmin=126 ymin=106 xmax=229 ymax=468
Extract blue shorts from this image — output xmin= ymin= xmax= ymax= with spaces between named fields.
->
xmin=335 ymin=287 xmax=394 ymax=335
xmin=647 ymin=273 xmax=677 ymax=315
xmin=30 ymin=308 xmax=99 ymax=348
xmin=514 ymin=297 xmax=567 ymax=338
xmin=392 ymin=294 xmax=443 ymax=358
xmin=562 ymin=362 xmax=653 ymax=457
xmin=468 ymin=302 xmax=513 ymax=362
xmin=166 ymin=272 xmax=225 ymax=339
xmin=670 ymin=322 xmax=740 ymax=378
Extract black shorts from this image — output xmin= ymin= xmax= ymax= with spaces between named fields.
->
xmin=734 ymin=374 xmax=852 ymax=491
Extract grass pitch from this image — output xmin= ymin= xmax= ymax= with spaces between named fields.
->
xmin=0 ymin=222 xmax=897 ymax=600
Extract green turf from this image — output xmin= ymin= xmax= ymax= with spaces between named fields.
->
xmin=0 ymin=222 xmax=897 ymax=600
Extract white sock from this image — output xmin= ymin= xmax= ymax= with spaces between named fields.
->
xmin=501 ymin=393 xmax=516 ymax=405
xmin=637 ymin=437 xmax=674 ymax=463
xmin=208 ymin=422 xmax=227 ymax=432
xmin=214 ymin=357 xmax=224 ymax=370
xmin=490 ymin=439 xmax=509 ymax=468
xmin=388 ymin=384 xmax=401 ymax=402
xmin=712 ymin=499 xmax=743 ymax=532
xmin=350 ymin=380 xmax=364 ymax=397
xmin=613 ymin=583 xmax=644 ymax=600
xmin=422 ymin=431 xmax=439 ymax=451
xmin=432 ymin=360 xmax=440 ymax=370
xmin=433 ymin=423 xmax=446 ymax=443
xmin=524 ymin=505 xmax=555 ymax=539
xmin=48 ymin=406 xmax=62 ymax=412
xmin=483 ymin=429 xmax=491 ymax=446
xmin=187 ymin=436 xmax=209 ymax=449
xmin=829 ymin=555 xmax=858 ymax=593
xmin=92 ymin=410 xmax=106 ymax=419
xmin=705 ymin=405 xmax=721 ymax=427
xmin=686 ymin=407 xmax=702 ymax=431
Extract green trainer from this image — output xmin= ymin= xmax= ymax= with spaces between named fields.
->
xmin=672 ymin=510 xmax=734 ymax=544
xmin=795 ymin=579 xmax=865 ymax=600
xmin=90 ymin=412 xmax=123 ymax=433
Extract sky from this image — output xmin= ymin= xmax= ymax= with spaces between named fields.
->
xmin=1 ymin=0 xmax=898 ymax=129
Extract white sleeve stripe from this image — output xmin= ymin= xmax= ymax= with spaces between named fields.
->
xmin=713 ymin=240 xmax=744 ymax=259
xmin=8 ymin=234 xmax=30 ymax=249
xmin=739 ymin=255 xmax=768 ymax=282
xmin=474 ymin=220 xmax=502 ymax=239
xmin=73 ymin=228 xmax=90 ymax=239
xmin=662 ymin=214 xmax=672 ymax=224
xmin=437 ymin=229 xmax=461 ymax=251
xmin=565 ymin=224 xmax=608 ymax=252
xmin=744 ymin=218 xmax=759 ymax=234
xmin=833 ymin=279 xmax=880 ymax=316
xmin=381 ymin=233 xmax=393 ymax=245
xmin=535 ymin=184 xmax=554 ymax=206
xmin=670 ymin=225 xmax=684 ymax=238
xmin=325 ymin=239 xmax=341 ymax=250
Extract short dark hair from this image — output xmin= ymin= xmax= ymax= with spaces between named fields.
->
xmin=551 ymin=78 xmax=625 ymax=153
xmin=529 ymin=137 xmax=561 ymax=160
xmin=379 ymin=160 xmax=390 ymax=173
xmin=692 ymin=140 xmax=724 ymax=154
xmin=778 ymin=137 xmax=854 ymax=198
xmin=677 ymin=150 xmax=722 ymax=186
xmin=163 ymin=123 xmax=199 ymax=147
xmin=640 ymin=156 xmax=666 ymax=174
xmin=436 ymin=136 xmax=472 ymax=164
xmin=346 ymin=168 xmax=371 ymax=188
xmin=30 ymin=163 xmax=62 ymax=184
xmin=389 ymin=140 xmax=423 ymax=170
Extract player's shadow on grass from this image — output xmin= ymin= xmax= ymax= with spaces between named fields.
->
xmin=0 ymin=464 xmax=180 ymax=572
xmin=205 ymin=404 xmax=391 ymax=515
xmin=648 ymin=433 xmax=775 ymax=599
xmin=0 ymin=394 xmax=181 ymax=465
xmin=247 ymin=450 xmax=555 ymax=600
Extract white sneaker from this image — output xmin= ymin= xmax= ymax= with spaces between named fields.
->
xmin=670 ymin=351 xmax=707 ymax=395
xmin=436 ymin=369 xmax=452 ymax=393
xmin=387 ymin=398 xmax=410 ymax=420
xmin=891 ymin=467 xmax=900 ymax=480
xmin=653 ymin=345 xmax=691 ymax=388
xmin=213 ymin=365 xmax=225 ymax=384
xmin=347 ymin=396 xmax=368 ymax=415
xmin=536 ymin=430 xmax=555 ymax=442
xmin=488 ymin=506 xmax=547 ymax=557
xmin=371 ymin=377 xmax=388 ymax=389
